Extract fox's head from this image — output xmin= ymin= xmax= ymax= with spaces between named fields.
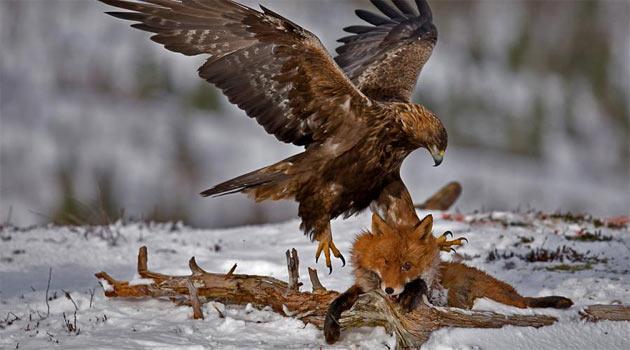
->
xmin=352 ymin=214 xmax=440 ymax=297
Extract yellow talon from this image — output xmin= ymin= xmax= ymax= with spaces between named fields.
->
xmin=437 ymin=231 xmax=468 ymax=253
xmin=315 ymin=235 xmax=346 ymax=274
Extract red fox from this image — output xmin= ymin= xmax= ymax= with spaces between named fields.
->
xmin=324 ymin=213 xmax=573 ymax=344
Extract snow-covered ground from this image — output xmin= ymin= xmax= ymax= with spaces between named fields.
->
xmin=1 ymin=210 xmax=629 ymax=349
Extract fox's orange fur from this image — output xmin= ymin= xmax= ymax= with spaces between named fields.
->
xmin=352 ymin=212 xmax=441 ymax=297
xmin=324 ymin=213 xmax=573 ymax=344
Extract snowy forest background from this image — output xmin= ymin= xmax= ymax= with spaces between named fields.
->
xmin=1 ymin=0 xmax=629 ymax=228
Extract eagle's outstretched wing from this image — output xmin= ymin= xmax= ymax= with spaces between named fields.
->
xmin=335 ymin=0 xmax=437 ymax=103
xmin=99 ymin=0 xmax=370 ymax=146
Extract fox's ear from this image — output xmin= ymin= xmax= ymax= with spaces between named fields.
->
xmin=371 ymin=213 xmax=391 ymax=235
xmin=414 ymin=214 xmax=433 ymax=241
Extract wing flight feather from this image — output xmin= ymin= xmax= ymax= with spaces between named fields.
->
xmin=100 ymin=0 xmax=370 ymax=146
xmin=335 ymin=0 xmax=437 ymax=102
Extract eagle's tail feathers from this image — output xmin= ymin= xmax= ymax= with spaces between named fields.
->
xmin=200 ymin=169 xmax=289 ymax=198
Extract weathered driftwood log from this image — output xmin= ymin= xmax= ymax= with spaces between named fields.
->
xmin=580 ymin=305 xmax=630 ymax=322
xmin=96 ymin=246 xmax=558 ymax=348
xmin=415 ymin=181 xmax=462 ymax=211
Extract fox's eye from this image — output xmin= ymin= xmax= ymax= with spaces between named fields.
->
xmin=402 ymin=262 xmax=412 ymax=271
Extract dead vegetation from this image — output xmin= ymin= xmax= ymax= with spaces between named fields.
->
xmin=487 ymin=245 xmax=607 ymax=265
xmin=565 ymin=230 xmax=612 ymax=242
xmin=539 ymin=212 xmax=628 ymax=230
xmin=96 ymin=246 xmax=562 ymax=348
xmin=62 ymin=312 xmax=80 ymax=335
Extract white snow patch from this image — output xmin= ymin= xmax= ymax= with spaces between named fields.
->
xmin=1 ymin=211 xmax=629 ymax=349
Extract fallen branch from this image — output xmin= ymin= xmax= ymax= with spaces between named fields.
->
xmin=415 ymin=182 xmax=462 ymax=211
xmin=308 ymin=267 xmax=326 ymax=294
xmin=96 ymin=246 xmax=335 ymax=326
xmin=96 ymin=246 xmax=557 ymax=347
xmin=580 ymin=305 xmax=630 ymax=322
xmin=185 ymin=278 xmax=204 ymax=320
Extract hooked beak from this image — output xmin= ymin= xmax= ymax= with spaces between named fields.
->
xmin=430 ymin=147 xmax=444 ymax=167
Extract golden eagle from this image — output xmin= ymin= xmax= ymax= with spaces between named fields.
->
xmin=99 ymin=0 xmax=447 ymax=272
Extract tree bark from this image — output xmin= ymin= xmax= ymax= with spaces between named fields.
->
xmin=580 ymin=305 xmax=630 ymax=322
xmin=415 ymin=182 xmax=462 ymax=211
xmin=96 ymin=246 xmax=560 ymax=348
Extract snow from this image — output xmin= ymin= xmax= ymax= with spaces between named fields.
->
xmin=1 ymin=211 xmax=629 ymax=349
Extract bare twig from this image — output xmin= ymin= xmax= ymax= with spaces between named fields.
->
xmin=212 ymin=303 xmax=225 ymax=319
xmin=62 ymin=290 xmax=79 ymax=311
xmin=186 ymin=278 xmax=204 ymax=320
xmin=286 ymin=249 xmax=300 ymax=292
xmin=225 ymin=264 xmax=237 ymax=278
xmin=62 ymin=312 xmax=79 ymax=335
xmin=308 ymin=268 xmax=326 ymax=294
xmin=7 ymin=312 xmax=21 ymax=322
xmin=44 ymin=267 xmax=52 ymax=319
xmin=88 ymin=288 xmax=96 ymax=308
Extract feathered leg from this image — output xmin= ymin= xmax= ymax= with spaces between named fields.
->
xmin=298 ymin=192 xmax=346 ymax=272
xmin=372 ymin=176 xmax=420 ymax=228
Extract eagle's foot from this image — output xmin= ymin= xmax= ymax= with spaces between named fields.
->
xmin=437 ymin=231 xmax=468 ymax=253
xmin=315 ymin=236 xmax=346 ymax=274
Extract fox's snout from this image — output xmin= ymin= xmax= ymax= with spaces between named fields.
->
xmin=381 ymin=285 xmax=404 ymax=296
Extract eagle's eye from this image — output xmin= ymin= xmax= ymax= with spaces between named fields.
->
xmin=401 ymin=262 xmax=412 ymax=271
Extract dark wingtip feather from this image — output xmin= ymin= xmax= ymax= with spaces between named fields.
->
xmin=200 ymin=188 xmax=240 ymax=198
xmin=98 ymin=0 xmax=121 ymax=6
xmin=392 ymin=0 xmax=419 ymax=16
xmin=415 ymin=0 xmax=433 ymax=21
xmin=336 ymin=35 xmax=354 ymax=44
xmin=105 ymin=11 xmax=146 ymax=22
xmin=131 ymin=23 xmax=158 ymax=33
xmin=355 ymin=9 xmax=392 ymax=26
xmin=370 ymin=0 xmax=404 ymax=20
xmin=259 ymin=4 xmax=276 ymax=16
xmin=99 ymin=0 xmax=148 ymax=12
xmin=343 ymin=25 xmax=375 ymax=34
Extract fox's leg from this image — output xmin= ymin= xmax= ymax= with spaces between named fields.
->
xmin=480 ymin=277 xmax=573 ymax=309
xmin=314 ymin=222 xmax=345 ymax=274
xmin=398 ymin=278 xmax=429 ymax=312
xmin=324 ymin=285 xmax=363 ymax=344
xmin=441 ymin=263 xmax=526 ymax=309
xmin=441 ymin=263 xmax=573 ymax=309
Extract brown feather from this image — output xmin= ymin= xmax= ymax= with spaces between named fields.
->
xmin=335 ymin=0 xmax=437 ymax=102
xmin=100 ymin=0 xmax=370 ymax=146
xmin=99 ymin=0 xmax=448 ymax=247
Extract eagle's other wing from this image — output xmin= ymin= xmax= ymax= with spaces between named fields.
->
xmin=99 ymin=0 xmax=370 ymax=146
xmin=335 ymin=0 xmax=437 ymax=102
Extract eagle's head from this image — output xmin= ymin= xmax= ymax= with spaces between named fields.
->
xmin=400 ymin=104 xmax=448 ymax=167
xmin=426 ymin=116 xmax=448 ymax=167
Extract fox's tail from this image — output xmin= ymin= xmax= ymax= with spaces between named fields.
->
xmin=525 ymin=296 xmax=574 ymax=309
xmin=200 ymin=154 xmax=301 ymax=198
